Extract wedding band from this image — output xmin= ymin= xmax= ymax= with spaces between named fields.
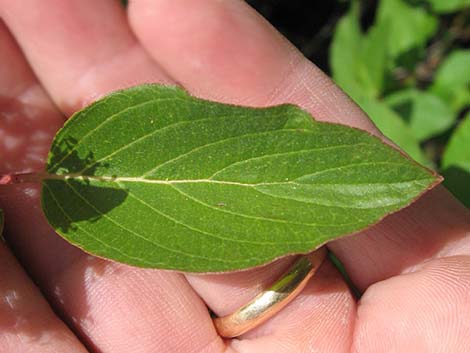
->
xmin=213 ymin=247 xmax=327 ymax=338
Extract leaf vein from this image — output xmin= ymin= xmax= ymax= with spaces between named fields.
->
xmin=208 ymin=142 xmax=375 ymax=179
xmin=49 ymin=97 xmax=182 ymax=172
xmin=169 ymin=183 xmax=362 ymax=227
xmin=142 ymin=129 xmax=350 ymax=178
xmin=64 ymin=181 xmax=244 ymax=263
xmin=43 ymin=183 xmax=156 ymax=266
xmin=119 ymin=182 xmax=311 ymax=246
xmin=78 ymin=116 xmax=219 ymax=174
xmin=142 ymin=126 xmax=301 ymax=177
xmin=293 ymin=161 xmax=412 ymax=181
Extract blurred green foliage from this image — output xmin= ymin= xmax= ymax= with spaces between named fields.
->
xmin=330 ymin=0 xmax=470 ymax=206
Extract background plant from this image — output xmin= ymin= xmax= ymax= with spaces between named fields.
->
xmin=248 ymin=0 xmax=470 ymax=207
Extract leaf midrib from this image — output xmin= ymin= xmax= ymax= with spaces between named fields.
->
xmin=41 ymin=173 xmax=430 ymax=187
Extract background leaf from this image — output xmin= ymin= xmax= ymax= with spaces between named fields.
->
xmin=329 ymin=0 xmax=469 ymax=186
xmin=385 ymin=89 xmax=455 ymax=141
xmin=424 ymin=0 xmax=470 ymax=13
xmin=41 ymin=85 xmax=438 ymax=272
xmin=430 ymin=50 xmax=470 ymax=113
xmin=330 ymin=2 xmax=364 ymax=101
xmin=330 ymin=3 xmax=388 ymax=101
xmin=359 ymin=22 xmax=389 ymax=98
xmin=376 ymin=0 xmax=438 ymax=60
xmin=441 ymin=115 xmax=470 ymax=206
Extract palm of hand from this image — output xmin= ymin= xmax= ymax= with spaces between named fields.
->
xmin=0 ymin=1 xmax=469 ymax=352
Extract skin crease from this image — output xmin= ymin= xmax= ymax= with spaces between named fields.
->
xmin=0 ymin=0 xmax=468 ymax=352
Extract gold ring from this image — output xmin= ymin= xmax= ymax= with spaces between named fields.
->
xmin=213 ymin=247 xmax=327 ymax=338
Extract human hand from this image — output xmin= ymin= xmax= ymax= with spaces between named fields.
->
xmin=0 ymin=1 xmax=469 ymax=352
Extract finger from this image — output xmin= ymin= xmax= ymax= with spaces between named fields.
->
xmin=0 ymin=0 xmax=171 ymax=116
xmin=128 ymin=0 xmax=470 ymax=291
xmin=352 ymin=256 xmax=470 ymax=352
xmin=0 ymin=13 xmax=223 ymax=353
xmin=49 ymin=257 xmax=224 ymax=353
xmin=0 ymin=243 xmax=89 ymax=353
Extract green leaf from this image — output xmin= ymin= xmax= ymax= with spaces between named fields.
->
xmin=41 ymin=84 xmax=439 ymax=272
xmin=425 ymin=0 xmax=470 ymax=13
xmin=356 ymin=98 xmax=431 ymax=166
xmin=441 ymin=115 xmax=470 ymax=207
xmin=376 ymin=0 xmax=438 ymax=59
xmin=330 ymin=4 xmax=389 ymax=100
xmin=359 ymin=23 xmax=389 ymax=98
xmin=385 ymin=89 xmax=455 ymax=141
xmin=330 ymin=2 xmax=365 ymax=101
xmin=430 ymin=50 xmax=470 ymax=113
